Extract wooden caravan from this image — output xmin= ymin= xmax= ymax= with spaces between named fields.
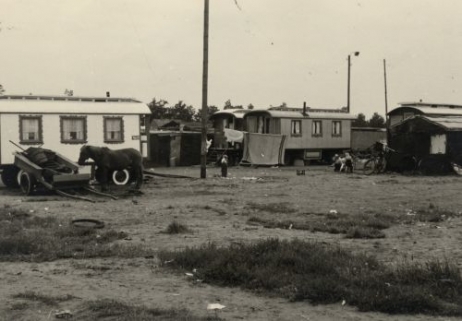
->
xmin=243 ymin=107 xmax=356 ymax=165
xmin=0 ymin=95 xmax=150 ymax=187
xmin=208 ymin=109 xmax=248 ymax=166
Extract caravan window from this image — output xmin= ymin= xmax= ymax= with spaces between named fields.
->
xmin=312 ymin=120 xmax=322 ymax=137
xmin=332 ymin=121 xmax=342 ymax=136
xmin=291 ymin=120 xmax=302 ymax=136
xmin=60 ymin=116 xmax=87 ymax=144
xmin=104 ymin=117 xmax=124 ymax=143
xmin=19 ymin=115 xmax=43 ymax=144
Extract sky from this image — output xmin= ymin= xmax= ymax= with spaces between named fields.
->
xmin=1 ymin=0 xmax=462 ymax=118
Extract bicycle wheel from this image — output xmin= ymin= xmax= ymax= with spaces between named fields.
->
xmin=376 ymin=157 xmax=387 ymax=174
xmin=362 ymin=159 xmax=376 ymax=175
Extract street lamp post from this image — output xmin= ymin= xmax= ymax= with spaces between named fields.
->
xmin=347 ymin=51 xmax=360 ymax=113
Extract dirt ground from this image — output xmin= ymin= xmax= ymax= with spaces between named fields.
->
xmin=1 ymin=165 xmax=462 ymax=321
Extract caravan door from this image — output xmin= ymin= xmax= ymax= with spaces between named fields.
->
xmin=430 ymin=134 xmax=446 ymax=154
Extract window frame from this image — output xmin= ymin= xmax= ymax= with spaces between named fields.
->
xmin=103 ymin=116 xmax=125 ymax=143
xmin=19 ymin=115 xmax=43 ymax=145
xmin=332 ymin=120 xmax=342 ymax=137
xmin=60 ymin=115 xmax=87 ymax=144
xmin=290 ymin=120 xmax=302 ymax=137
xmin=312 ymin=120 xmax=323 ymax=137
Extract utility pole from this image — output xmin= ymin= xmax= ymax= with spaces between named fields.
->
xmin=383 ymin=59 xmax=390 ymax=144
xmin=346 ymin=52 xmax=360 ymax=113
xmin=200 ymin=0 xmax=209 ymax=179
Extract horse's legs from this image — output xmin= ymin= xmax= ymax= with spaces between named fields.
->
xmin=134 ymin=165 xmax=143 ymax=189
xmin=100 ymin=168 xmax=109 ymax=192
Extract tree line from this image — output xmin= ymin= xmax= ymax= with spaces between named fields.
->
xmin=352 ymin=112 xmax=386 ymax=128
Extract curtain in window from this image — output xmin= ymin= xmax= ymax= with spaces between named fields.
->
xmin=22 ymin=118 xmax=39 ymax=140
xmin=247 ymin=117 xmax=257 ymax=133
xmin=63 ymin=119 xmax=84 ymax=140
xmin=312 ymin=121 xmax=322 ymax=135
xmin=333 ymin=121 xmax=341 ymax=135
xmin=106 ymin=119 xmax=122 ymax=140
xmin=291 ymin=121 xmax=301 ymax=134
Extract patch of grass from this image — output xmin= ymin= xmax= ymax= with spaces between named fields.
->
xmin=159 ymin=239 xmax=462 ymax=316
xmin=244 ymin=202 xmax=297 ymax=214
xmin=12 ymin=291 xmax=75 ymax=306
xmin=165 ymin=221 xmax=191 ymax=234
xmin=248 ymin=212 xmax=394 ymax=239
xmin=402 ymin=205 xmax=458 ymax=224
xmin=77 ymin=299 xmax=221 ymax=321
xmin=345 ymin=226 xmax=386 ymax=239
xmin=0 ymin=206 xmax=153 ymax=262
xmin=9 ymin=302 xmax=29 ymax=311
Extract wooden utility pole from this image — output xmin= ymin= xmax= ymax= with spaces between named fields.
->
xmin=200 ymin=0 xmax=209 ymax=179
xmin=383 ymin=59 xmax=390 ymax=144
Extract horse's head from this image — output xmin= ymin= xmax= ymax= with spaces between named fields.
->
xmin=78 ymin=145 xmax=92 ymax=165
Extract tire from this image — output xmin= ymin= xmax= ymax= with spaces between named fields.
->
xmin=19 ymin=172 xmax=36 ymax=195
xmin=376 ymin=158 xmax=387 ymax=174
xmin=112 ymin=169 xmax=130 ymax=185
xmin=1 ymin=165 xmax=20 ymax=188
xmin=17 ymin=170 xmax=24 ymax=186
xmin=362 ymin=159 xmax=376 ymax=175
xmin=71 ymin=219 xmax=105 ymax=229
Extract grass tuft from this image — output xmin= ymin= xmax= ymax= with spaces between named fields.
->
xmin=12 ymin=291 xmax=75 ymax=306
xmin=159 ymin=239 xmax=462 ymax=316
xmin=80 ymin=299 xmax=221 ymax=321
xmin=165 ymin=221 xmax=191 ymax=234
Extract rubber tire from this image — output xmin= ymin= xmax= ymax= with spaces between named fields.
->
xmin=19 ymin=171 xmax=36 ymax=195
xmin=17 ymin=170 xmax=24 ymax=186
xmin=1 ymin=165 xmax=20 ymax=188
xmin=376 ymin=158 xmax=387 ymax=174
xmin=112 ymin=169 xmax=130 ymax=186
xmin=71 ymin=219 xmax=105 ymax=229
xmin=362 ymin=159 xmax=376 ymax=175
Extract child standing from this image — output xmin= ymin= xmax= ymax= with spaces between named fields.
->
xmin=221 ymin=155 xmax=228 ymax=177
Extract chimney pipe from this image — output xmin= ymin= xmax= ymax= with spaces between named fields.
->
xmin=106 ymin=91 xmax=110 ymax=98
xmin=303 ymin=101 xmax=307 ymax=116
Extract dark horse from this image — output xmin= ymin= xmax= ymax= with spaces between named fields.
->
xmin=78 ymin=145 xmax=144 ymax=191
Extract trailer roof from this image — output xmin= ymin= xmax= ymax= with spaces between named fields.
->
xmin=0 ymin=95 xmax=150 ymax=115
xmin=244 ymin=109 xmax=356 ymax=120
xmin=209 ymin=109 xmax=248 ymax=119
xmin=389 ymin=102 xmax=462 ymax=116
xmin=391 ymin=115 xmax=462 ymax=131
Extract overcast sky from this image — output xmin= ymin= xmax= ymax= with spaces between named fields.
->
xmin=1 ymin=0 xmax=462 ymax=117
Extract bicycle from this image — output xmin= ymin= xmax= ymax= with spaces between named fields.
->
xmin=362 ymin=153 xmax=387 ymax=175
xmin=359 ymin=143 xmax=417 ymax=175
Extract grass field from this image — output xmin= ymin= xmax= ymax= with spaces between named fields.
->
xmin=1 ymin=165 xmax=462 ymax=321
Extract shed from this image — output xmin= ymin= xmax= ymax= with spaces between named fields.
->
xmin=351 ymin=127 xmax=387 ymax=151
xmin=389 ymin=115 xmax=462 ymax=164
xmin=148 ymin=131 xmax=201 ymax=167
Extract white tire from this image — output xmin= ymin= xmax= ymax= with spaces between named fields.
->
xmin=112 ymin=169 xmax=130 ymax=185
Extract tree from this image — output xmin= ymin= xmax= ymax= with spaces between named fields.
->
xmin=170 ymin=100 xmax=195 ymax=122
xmin=368 ymin=112 xmax=386 ymax=128
xmin=0 ymin=84 xmax=5 ymax=95
xmin=223 ymin=99 xmax=243 ymax=110
xmin=352 ymin=113 xmax=368 ymax=127
xmin=247 ymin=103 xmax=254 ymax=110
xmin=194 ymin=105 xmax=219 ymax=122
xmin=64 ymin=89 xmax=73 ymax=96
xmin=148 ymin=98 xmax=169 ymax=119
